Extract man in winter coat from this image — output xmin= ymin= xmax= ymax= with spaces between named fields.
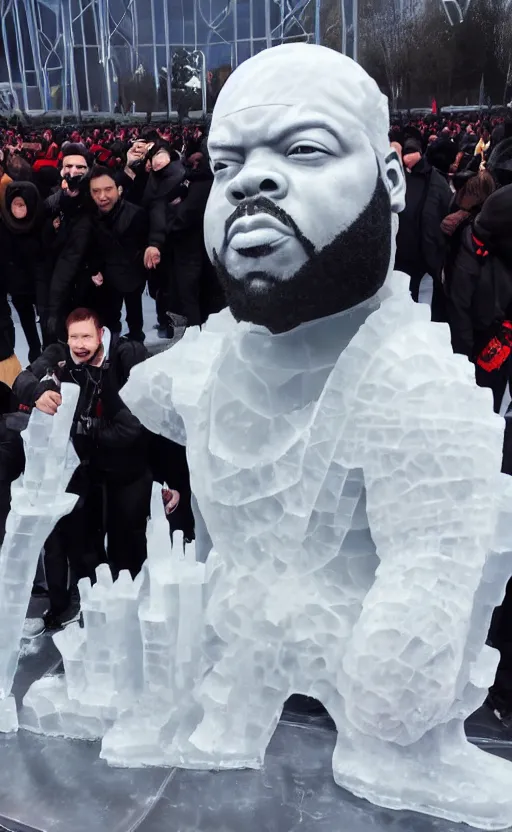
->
xmin=116 ymin=137 xmax=152 ymax=206
xmin=88 ymin=165 xmax=148 ymax=342
xmin=43 ymin=144 xmax=93 ymax=342
xmin=141 ymin=140 xmax=186 ymax=337
xmin=395 ymin=137 xmax=452 ymax=319
xmin=448 ymin=184 xmax=512 ymax=413
xmin=16 ymin=307 xmax=151 ymax=635
xmin=0 ymin=181 xmax=45 ymax=362
xmin=165 ymin=152 xmax=224 ymax=328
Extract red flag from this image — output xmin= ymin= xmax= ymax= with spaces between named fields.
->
xmin=431 ymin=98 xmax=438 ymax=114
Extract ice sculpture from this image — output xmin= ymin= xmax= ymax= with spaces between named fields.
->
xmin=0 ymin=383 xmax=80 ymax=732
xmin=125 ymin=44 xmax=512 ymax=829
xmin=21 ymin=565 xmax=145 ymax=740
xmin=21 ymin=485 xmax=211 ymax=757
xmin=16 ymin=43 xmax=512 ymax=830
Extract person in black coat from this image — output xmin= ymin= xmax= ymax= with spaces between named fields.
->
xmin=441 ymin=170 xmax=496 ymax=294
xmin=42 ymin=144 xmax=93 ymax=343
xmin=116 ymin=138 xmax=152 ymax=206
xmin=395 ymin=138 xmax=452 ymax=321
xmin=165 ymin=152 xmax=221 ymax=328
xmin=447 ymin=184 xmax=512 ymax=413
xmin=15 ymin=307 xmax=151 ymax=634
xmin=142 ymin=140 xmax=186 ymax=266
xmin=141 ymin=140 xmax=186 ymax=336
xmin=0 ymin=181 xmax=45 ymax=362
xmin=88 ymin=165 xmax=149 ymax=342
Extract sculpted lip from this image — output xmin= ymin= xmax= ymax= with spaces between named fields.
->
xmin=227 ymin=214 xmax=293 ymax=247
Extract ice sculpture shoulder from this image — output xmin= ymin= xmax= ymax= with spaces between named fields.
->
xmin=122 ymin=43 xmax=512 ymax=829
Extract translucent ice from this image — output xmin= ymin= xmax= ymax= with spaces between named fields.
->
xmin=23 ymin=485 xmax=211 ymax=767
xmin=0 ymin=695 xmax=18 ymax=733
xmin=0 ymin=383 xmax=80 ymax=729
xmin=120 ymin=272 xmax=512 ymax=828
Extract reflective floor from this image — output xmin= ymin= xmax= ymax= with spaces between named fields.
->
xmin=0 ymin=625 xmax=511 ymax=832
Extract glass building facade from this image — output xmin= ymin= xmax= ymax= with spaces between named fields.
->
xmin=0 ymin=0 xmax=357 ymax=114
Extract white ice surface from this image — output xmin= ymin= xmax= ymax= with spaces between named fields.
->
xmin=0 ymin=384 xmax=80 ymax=728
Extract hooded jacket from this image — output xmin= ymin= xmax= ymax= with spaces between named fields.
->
xmin=448 ymin=185 xmax=512 ymax=358
xmin=0 ymin=182 xmax=46 ymax=301
xmin=13 ymin=330 xmax=149 ymax=477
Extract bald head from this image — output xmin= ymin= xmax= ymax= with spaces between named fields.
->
xmin=211 ymin=44 xmax=391 ymax=169
xmin=205 ymin=44 xmax=405 ymax=333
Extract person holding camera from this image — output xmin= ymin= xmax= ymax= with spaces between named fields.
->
xmin=15 ymin=307 xmax=151 ymax=635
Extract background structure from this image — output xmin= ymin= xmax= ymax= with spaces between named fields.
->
xmin=0 ymin=0 xmax=355 ymax=115
xmin=0 ymin=0 xmax=508 ymax=115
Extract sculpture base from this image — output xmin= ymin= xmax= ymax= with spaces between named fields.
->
xmin=1 ymin=632 xmax=511 ymax=832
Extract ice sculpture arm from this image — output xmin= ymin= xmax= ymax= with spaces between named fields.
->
xmin=343 ymin=347 xmax=503 ymax=745
xmin=121 ymin=351 xmax=186 ymax=445
xmin=122 ymin=315 xmax=232 ymax=444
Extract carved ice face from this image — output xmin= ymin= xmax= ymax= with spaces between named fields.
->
xmin=207 ymin=103 xmax=380 ymax=288
xmin=205 ymin=44 xmax=405 ymax=333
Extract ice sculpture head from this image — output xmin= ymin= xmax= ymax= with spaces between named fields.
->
xmin=205 ymin=43 xmax=405 ymax=334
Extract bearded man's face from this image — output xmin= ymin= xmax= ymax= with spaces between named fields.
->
xmin=205 ymin=102 xmax=394 ymax=334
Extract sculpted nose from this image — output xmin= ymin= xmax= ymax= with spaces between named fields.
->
xmin=226 ymin=167 xmax=288 ymax=205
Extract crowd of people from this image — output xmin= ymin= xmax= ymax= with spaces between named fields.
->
xmin=0 ymin=123 xmax=220 ymax=637
xmin=0 ymin=111 xmax=512 ymax=725
xmin=392 ymin=112 xmax=512 ymax=728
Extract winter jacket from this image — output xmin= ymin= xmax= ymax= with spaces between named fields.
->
xmin=166 ymin=163 xmax=226 ymax=323
xmin=395 ymin=156 xmax=452 ymax=280
xmin=0 ymin=182 xmax=46 ymax=306
xmin=89 ymin=199 xmax=148 ymax=293
xmin=142 ymin=160 xmax=186 ymax=251
xmin=13 ymin=331 xmax=149 ymax=477
xmin=448 ymin=227 xmax=512 ymax=359
xmin=117 ymin=164 xmax=149 ymax=207
xmin=43 ymin=189 xmax=93 ymax=324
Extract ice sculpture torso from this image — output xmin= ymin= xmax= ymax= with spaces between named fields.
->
xmin=132 ymin=270 xmax=504 ymax=749
xmin=185 ymin=294 xmax=380 ymax=665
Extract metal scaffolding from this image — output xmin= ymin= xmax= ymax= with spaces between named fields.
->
xmin=0 ymin=0 xmax=354 ymax=114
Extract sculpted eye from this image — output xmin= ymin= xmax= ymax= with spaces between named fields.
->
xmin=287 ymin=144 xmax=329 ymax=157
xmin=213 ymin=161 xmax=229 ymax=173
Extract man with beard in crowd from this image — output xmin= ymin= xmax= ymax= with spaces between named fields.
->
xmin=118 ymin=46 xmax=508 ymax=824
xmin=88 ymin=165 xmax=148 ymax=342
xmin=17 ymin=307 xmax=151 ymax=635
xmin=43 ymin=144 xmax=93 ymax=342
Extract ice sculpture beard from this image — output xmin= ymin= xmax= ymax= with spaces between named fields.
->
xmin=212 ymin=175 xmax=392 ymax=334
